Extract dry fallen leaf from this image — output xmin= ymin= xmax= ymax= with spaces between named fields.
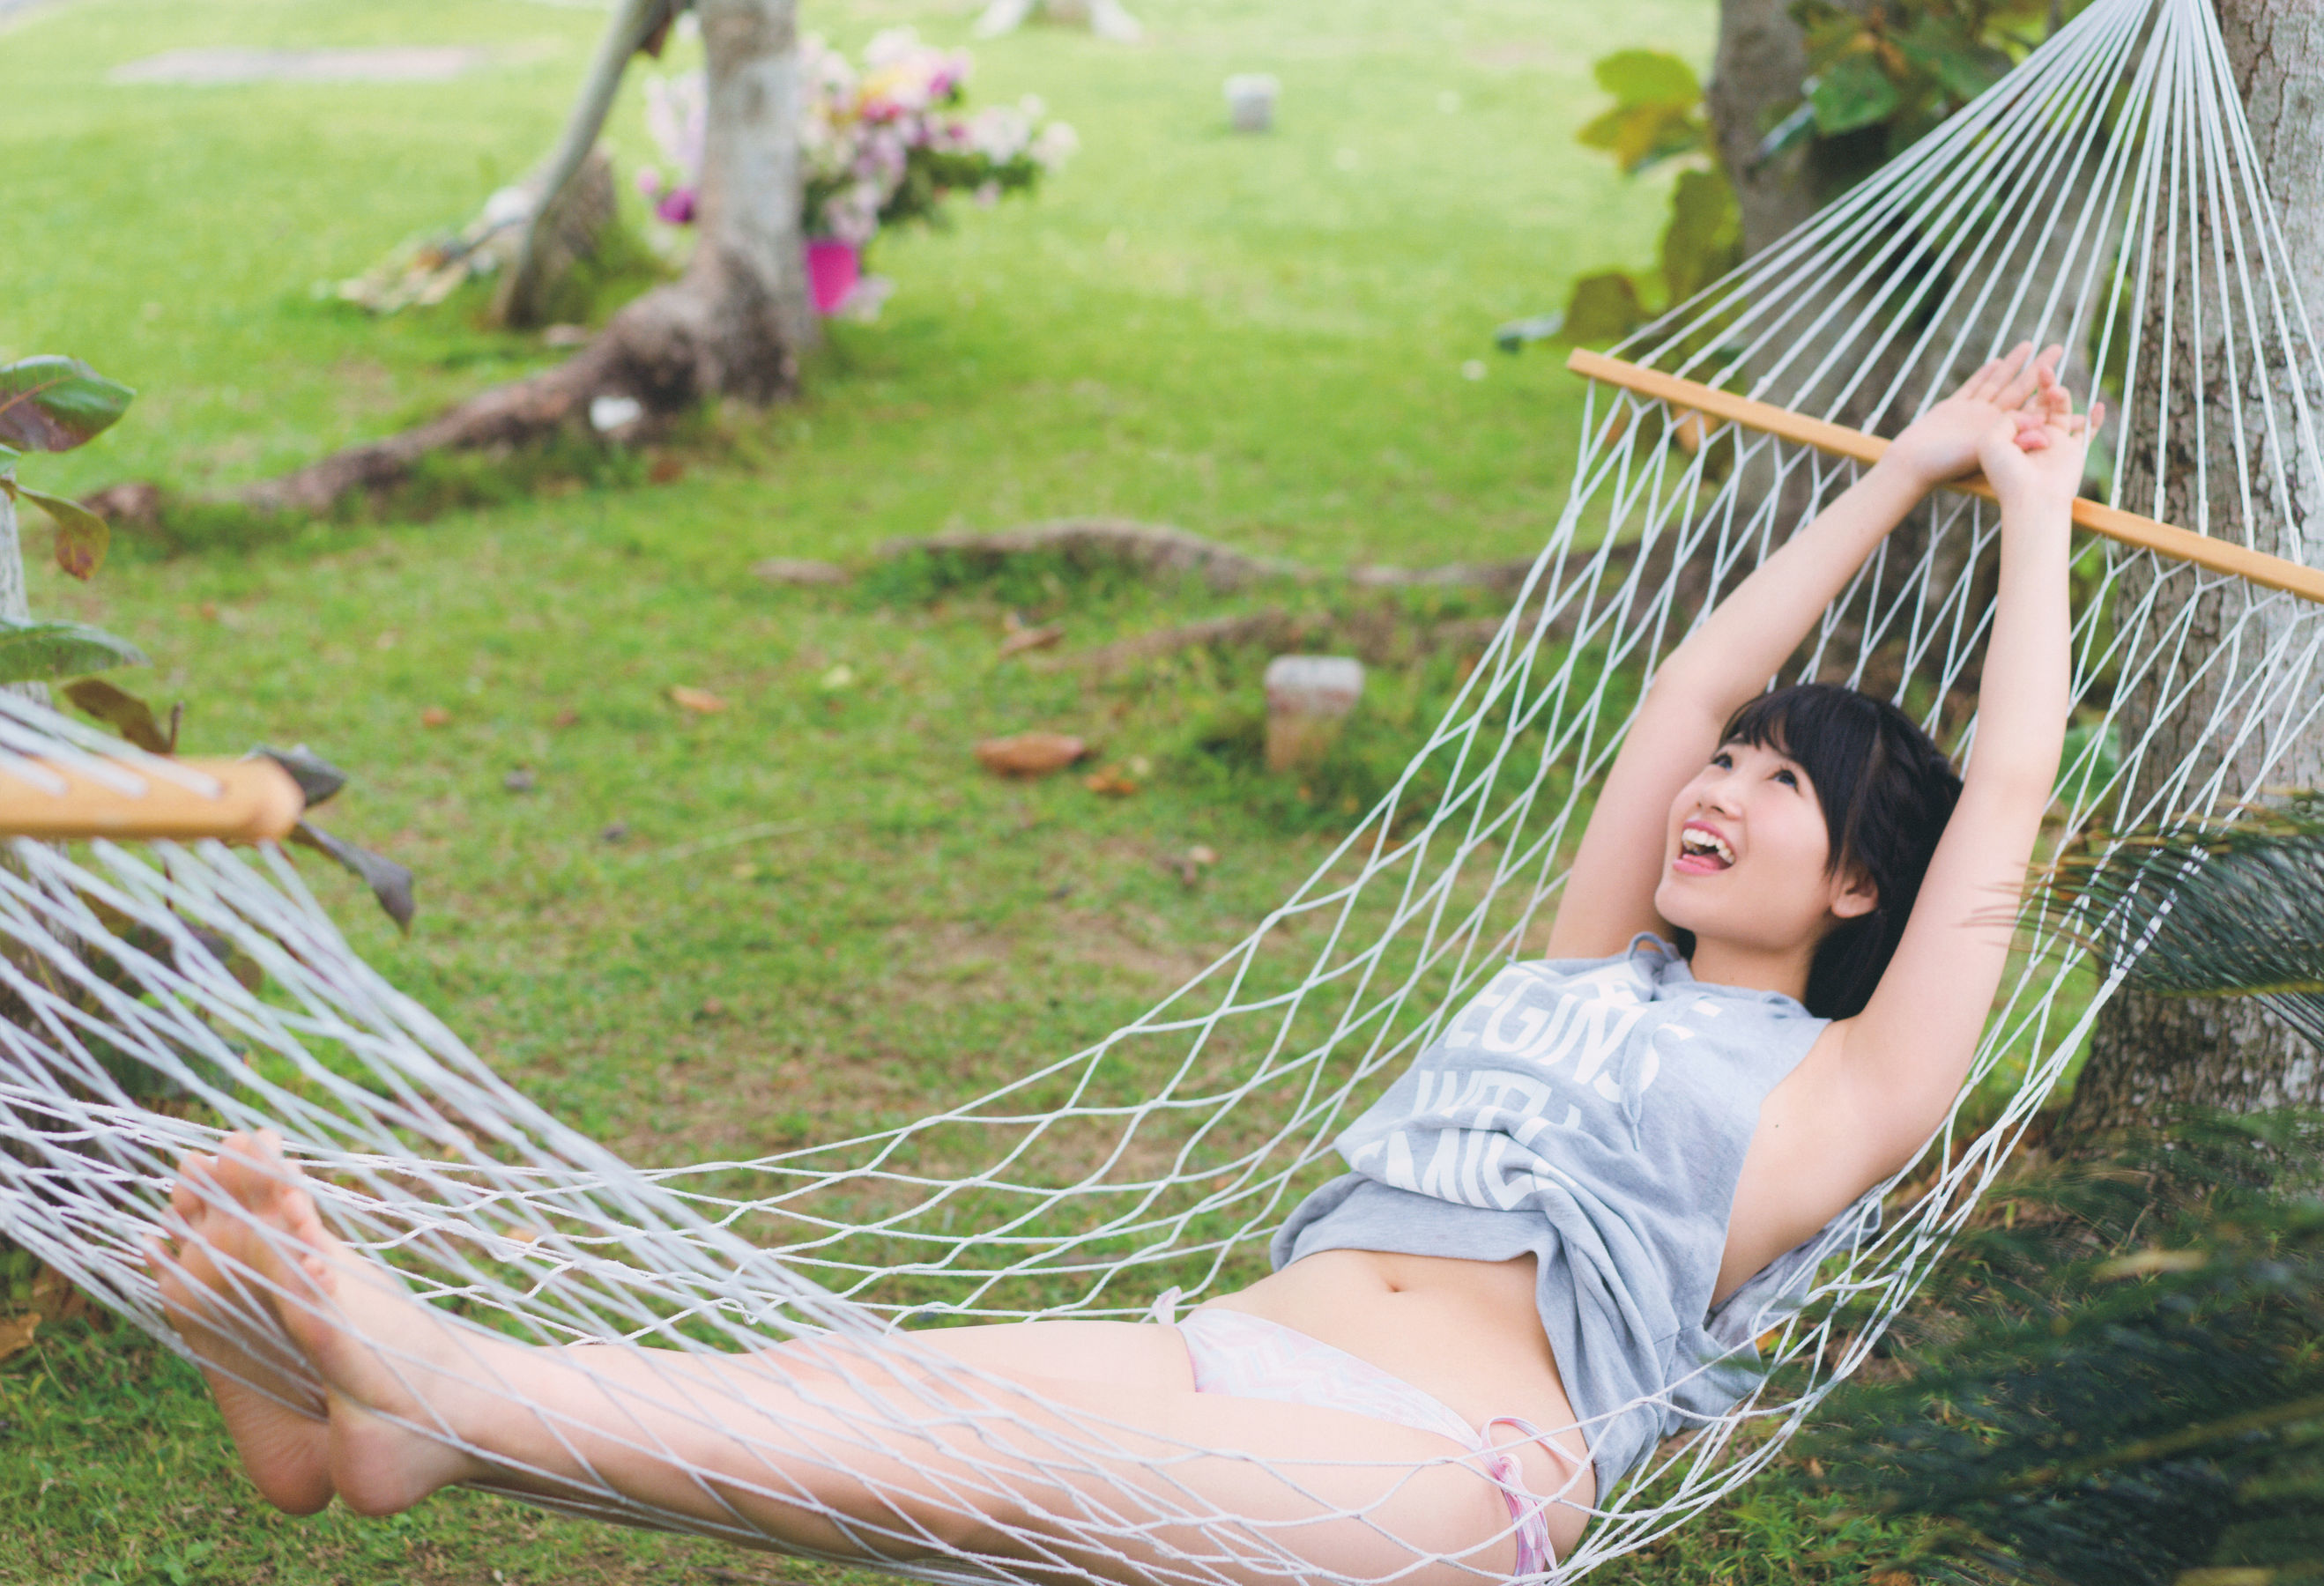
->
xmin=1084 ymin=768 xmax=1140 ymax=797
xmin=671 ymin=686 xmax=728 ymax=715
xmin=420 ymin=706 xmax=452 ymax=729
xmin=0 ymin=1311 xmax=38 ymax=1365
xmin=975 ymin=732 xmax=1088 ymax=778
xmin=998 ymin=623 xmax=1065 ymax=658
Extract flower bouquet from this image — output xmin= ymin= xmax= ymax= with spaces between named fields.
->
xmin=636 ymin=29 xmax=1077 ymax=316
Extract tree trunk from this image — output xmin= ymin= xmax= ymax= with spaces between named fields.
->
xmin=2060 ymin=0 xmax=2324 ymax=1135
xmin=495 ymin=0 xmax=668 ymax=330
xmin=241 ymin=0 xmax=810 ymax=518
xmin=1705 ymin=0 xmax=1850 ymax=259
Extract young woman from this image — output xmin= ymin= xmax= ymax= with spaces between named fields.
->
xmin=152 ymin=345 xmax=2095 ymax=1582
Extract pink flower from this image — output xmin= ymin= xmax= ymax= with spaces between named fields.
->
xmin=655 ymin=187 xmax=698 ymax=226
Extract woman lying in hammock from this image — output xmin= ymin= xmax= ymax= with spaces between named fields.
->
xmin=152 ymin=345 xmax=2095 ymax=1584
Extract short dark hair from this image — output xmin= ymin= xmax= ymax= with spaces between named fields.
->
xmin=1674 ymin=682 xmax=1964 ymax=1019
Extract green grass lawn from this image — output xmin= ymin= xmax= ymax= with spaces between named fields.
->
xmin=0 ymin=0 xmax=1946 ymax=1580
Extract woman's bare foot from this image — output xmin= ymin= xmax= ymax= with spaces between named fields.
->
xmin=165 ymin=1131 xmax=493 ymax=1516
xmin=149 ymin=1155 xmax=335 ymax=1515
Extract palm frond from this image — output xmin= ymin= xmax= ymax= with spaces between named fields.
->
xmin=2035 ymin=791 xmax=2324 ymax=1049
xmin=1802 ymin=1112 xmax=2324 ymax=1586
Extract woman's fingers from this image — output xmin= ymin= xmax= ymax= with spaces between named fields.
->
xmin=1956 ymin=357 xmax=2005 ymax=402
xmin=1964 ymin=342 xmax=2034 ymax=402
xmin=1998 ymin=343 xmax=2063 ymax=410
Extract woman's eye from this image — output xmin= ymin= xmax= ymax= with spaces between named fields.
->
xmin=1775 ymin=767 xmax=1799 ymax=788
xmin=1711 ymin=751 xmax=1734 ymax=769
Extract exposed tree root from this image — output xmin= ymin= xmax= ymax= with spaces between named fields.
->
xmin=237 ymin=284 xmax=794 ymax=517
xmin=877 ymin=518 xmax=1541 ymax=596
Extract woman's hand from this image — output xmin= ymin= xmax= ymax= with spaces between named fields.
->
xmin=1883 ymin=341 xmax=2064 ymax=491
xmin=1977 ymin=359 xmax=2101 ymax=514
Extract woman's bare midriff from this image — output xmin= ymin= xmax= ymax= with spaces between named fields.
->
xmin=1206 ymin=1249 xmax=1598 ymax=1524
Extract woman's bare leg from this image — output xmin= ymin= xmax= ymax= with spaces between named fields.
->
xmin=156 ymin=1132 xmax=1541 ymax=1583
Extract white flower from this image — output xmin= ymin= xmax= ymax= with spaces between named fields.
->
xmin=1031 ymin=121 xmax=1079 ymax=169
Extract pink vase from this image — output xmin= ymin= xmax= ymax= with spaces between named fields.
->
xmin=806 ymin=240 xmax=861 ymax=316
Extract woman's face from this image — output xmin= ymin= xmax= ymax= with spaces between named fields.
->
xmin=1652 ymin=738 xmax=1875 ymax=954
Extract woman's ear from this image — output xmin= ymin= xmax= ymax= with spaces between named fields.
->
xmin=1829 ymin=865 xmax=1880 ymax=923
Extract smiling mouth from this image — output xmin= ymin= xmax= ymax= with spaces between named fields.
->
xmin=1678 ymin=827 xmax=1735 ymax=871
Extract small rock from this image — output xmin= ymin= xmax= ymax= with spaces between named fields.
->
xmin=819 ymin=663 xmax=856 ymax=691
xmin=751 ymin=557 xmax=851 ymax=586
xmin=1264 ymin=655 xmax=1364 ymax=773
xmin=589 ymin=394 xmax=644 ymax=433
xmin=601 ymin=821 xmax=629 ymax=843
xmin=503 ymin=767 xmax=536 ymax=793
xmin=1188 ymin=843 xmax=1219 ymax=866
xmin=1224 ymin=72 xmax=1278 ymax=133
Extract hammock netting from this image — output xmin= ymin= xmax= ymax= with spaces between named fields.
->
xmin=4 ymin=0 xmax=2321 ymax=1576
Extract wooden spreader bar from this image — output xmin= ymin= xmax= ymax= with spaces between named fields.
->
xmin=1569 ymin=348 xmax=2324 ymax=607
xmin=0 ymin=759 xmax=303 ymax=841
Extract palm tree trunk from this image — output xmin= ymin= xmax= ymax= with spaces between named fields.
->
xmin=2060 ymin=0 xmax=2324 ymax=1135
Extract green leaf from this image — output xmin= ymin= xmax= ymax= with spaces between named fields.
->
xmin=1578 ymin=102 xmax=1707 ymax=174
xmin=290 ymin=820 xmax=415 ymax=932
xmin=1809 ymin=53 xmax=1903 ymax=135
xmin=16 ymin=485 xmax=108 ymax=581
xmin=1659 ymin=167 xmax=1743 ymax=306
xmin=0 ymin=357 xmax=134 ymax=454
xmin=63 ymin=678 xmax=174 ymax=755
xmin=0 ymin=618 xmax=148 ymax=685
xmin=1895 ymin=16 xmax=2011 ymax=103
xmin=1592 ymin=49 xmax=1699 ymax=108
xmin=1562 ymin=271 xmax=1647 ymax=343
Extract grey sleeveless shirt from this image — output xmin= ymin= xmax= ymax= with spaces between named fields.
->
xmin=1271 ymin=934 xmax=1861 ymax=1496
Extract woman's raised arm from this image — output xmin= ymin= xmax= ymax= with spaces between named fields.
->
xmin=1832 ymin=365 xmax=2094 ymax=1174
xmin=1547 ymin=344 xmax=2065 ymax=959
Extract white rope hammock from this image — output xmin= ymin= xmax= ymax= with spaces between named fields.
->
xmin=4 ymin=0 xmax=2321 ymax=1576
